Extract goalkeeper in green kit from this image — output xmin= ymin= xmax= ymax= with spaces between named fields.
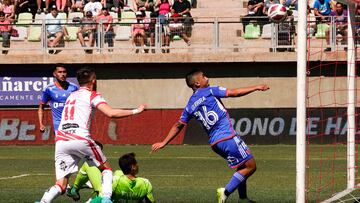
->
xmin=67 ymin=152 xmax=154 ymax=203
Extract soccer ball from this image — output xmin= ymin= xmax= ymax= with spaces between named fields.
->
xmin=268 ymin=4 xmax=288 ymax=23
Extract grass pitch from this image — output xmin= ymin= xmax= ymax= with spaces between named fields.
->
xmin=0 ymin=145 xmax=296 ymax=203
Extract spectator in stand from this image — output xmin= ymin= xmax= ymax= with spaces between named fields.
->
xmin=132 ymin=11 xmax=146 ymax=53
xmin=71 ymin=0 xmax=84 ymax=12
xmin=15 ymin=0 xmax=38 ymax=18
xmin=167 ymin=13 xmax=190 ymax=46
xmin=355 ymin=5 xmax=360 ymax=44
xmin=313 ymin=0 xmax=333 ymax=23
xmin=84 ymin=0 xmax=102 ymax=16
xmin=147 ymin=11 xmax=170 ymax=53
xmin=171 ymin=0 xmax=193 ymax=37
xmin=242 ymin=0 xmax=265 ymax=35
xmin=307 ymin=5 xmax=317 ymax=36
xmin=95 ymin=7 xmax=114 ymax=51
xmin=324 ymin=2 xmax=347 ymax=52
xmin=46 ymin=6 xmax=68 ymax=54
xmin=263 ymin=0 xmax=279 ymax=16
xmin=101 ymin=0 xmax=123 ymax=16
xmin=44 ymin=0 xmax=56 ymax=14
xmin=55 ymin=0 xmax=67 ymax=12
xmin=0 ymin=0 xmax=15 ymax=19
xmin=132 ymin=0 xmax=155 ymax=12
xmin=283 ymin=0 xmax=297 ymax=10
xmin=157 ymin=0 xmax=171 ymax=24
xmin=77 ymin=11 xmax=96 ymax=53
xmin=0 ymin=11 xmax=11 ymax=54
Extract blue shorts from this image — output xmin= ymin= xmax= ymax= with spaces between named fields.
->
xmin=211 ymin=135 xmax=253 ymax=169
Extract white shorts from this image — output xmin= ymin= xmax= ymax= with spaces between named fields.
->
xmin=55 ymin=139 xmax=106 ymax=180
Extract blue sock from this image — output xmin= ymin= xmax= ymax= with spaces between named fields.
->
xmin=225 ymin=172 xmax=246 ymax=195
xmin=237 ymin=180 xmax=247 ymax=199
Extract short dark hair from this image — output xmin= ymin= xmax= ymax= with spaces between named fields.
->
xmin=76 ymin=67 xmax=95 ymax=86
xmin=0 ymin=11 xmax=5 ymax=17
xmin=118 ymin=153 xmax=137 ymax=175
xmin=185 ymin=69 xmax=202 ymax=88
xmin=54 ymin=63 xmax=65 ymax=71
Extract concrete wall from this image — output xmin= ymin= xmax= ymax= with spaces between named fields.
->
xmin=98 ymin=77 xmax=296 ymax=108
xmin=0 ymin=61 xmax=349 ymax=109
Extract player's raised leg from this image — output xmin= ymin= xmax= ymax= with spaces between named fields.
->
xmin=213 ymin=136 xmax=256 ymax=203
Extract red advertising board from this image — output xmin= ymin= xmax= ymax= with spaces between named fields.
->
xmin=0 ymin=109 xmax=185 ymax=145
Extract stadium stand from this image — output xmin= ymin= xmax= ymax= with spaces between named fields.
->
xmin=244 ymin=23 xmax=261 ymax=39
xmin=0 ymin=0 xmax=347 ymax=58
xmin=27 ymin=26 xmax=42 ymax=42
xmin=16 ymin=12 xmax=33 ymax=26
xmin=11 ymin=26 xmax=27 ymax=41
xmin=315 ymin=23 xmax=329 ymax=39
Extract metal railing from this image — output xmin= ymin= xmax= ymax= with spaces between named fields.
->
xmin=0 ymin=16 xmax=353 ymax=54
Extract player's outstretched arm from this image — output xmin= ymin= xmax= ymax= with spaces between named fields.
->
xmin=151 ymin=121 xmax=185 ymax=153
xmin=38 ymin=103 xmax=46 ymax=133
xmin=97 ymin=103 xmax=146 ymax=118
xmin=227 ymin=84 xmax=269 ymax=97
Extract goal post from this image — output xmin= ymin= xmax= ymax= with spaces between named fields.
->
xmin=296 ymin=0 xmax=358 ymax=202
xmin=296 ymin=0 xmax=307 ymax=202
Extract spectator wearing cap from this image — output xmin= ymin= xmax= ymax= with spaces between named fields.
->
xmin=77 ymin=11 xmax=96 ymax=53
xmin=132 ymin=0 xmax=155 ymax=12
xmin=46 ymin=6 xmax=68 ymax=53
xmin=171 ymin=0 xmax=193 ymax=37
xmin=0 ymin=11 xmax=12 ymax=54
xmin=84 ymin=0 xmax=102 ymax=16
xmin=95 ymin=7 xmax=114 ymax=51
xmin=132 ymin=10 xmax=146 ymax=53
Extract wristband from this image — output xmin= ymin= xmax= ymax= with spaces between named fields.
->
xmin=132 ymin=109 xmax=140 ymax=115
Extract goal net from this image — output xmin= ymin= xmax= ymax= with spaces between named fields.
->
xmin=297 ymin=0 xmax=360 ymax=202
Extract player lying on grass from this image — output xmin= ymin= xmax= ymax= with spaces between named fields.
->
xmin=67 ymin=152 xmax=154 ymax=203
xmin=151 ymin=69 xmax=269 ymax=203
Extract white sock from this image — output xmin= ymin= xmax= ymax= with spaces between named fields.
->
xmin=102 ymin=169 xmax=113 ymax=198
xmin=40 ymin=185 xmax=62 ymax=203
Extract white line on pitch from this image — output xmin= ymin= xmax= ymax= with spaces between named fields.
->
xmin=146 ymin=175 xmax=194 ymax=177
xmin=0 ymin=173 xmax=50 ymax=180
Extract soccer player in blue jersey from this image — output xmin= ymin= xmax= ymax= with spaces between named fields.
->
xmin=151 ymin=69 xmax=269 ymax=203
xmin=38 ymin=64 xmax=78 ymax=134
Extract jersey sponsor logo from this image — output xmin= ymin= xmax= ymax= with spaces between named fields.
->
xmin=53 ymin=102 xmax=65 ymax=109
xmin=62 ymin=123 xmax=79 ymax=130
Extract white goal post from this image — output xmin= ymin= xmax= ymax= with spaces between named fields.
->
xmin=296 ymin=0 xmax=358 ymax=202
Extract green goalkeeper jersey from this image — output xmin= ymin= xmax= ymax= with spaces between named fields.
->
xmin=111 ymin=170 xmax=154 ymax=203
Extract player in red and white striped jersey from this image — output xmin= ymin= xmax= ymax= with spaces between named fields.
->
xmin=38 ymin=67 xmax=146 ymax=203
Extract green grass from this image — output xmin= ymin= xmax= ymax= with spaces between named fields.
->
xmin=0 ymin=145 xmax=301 ymax=202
